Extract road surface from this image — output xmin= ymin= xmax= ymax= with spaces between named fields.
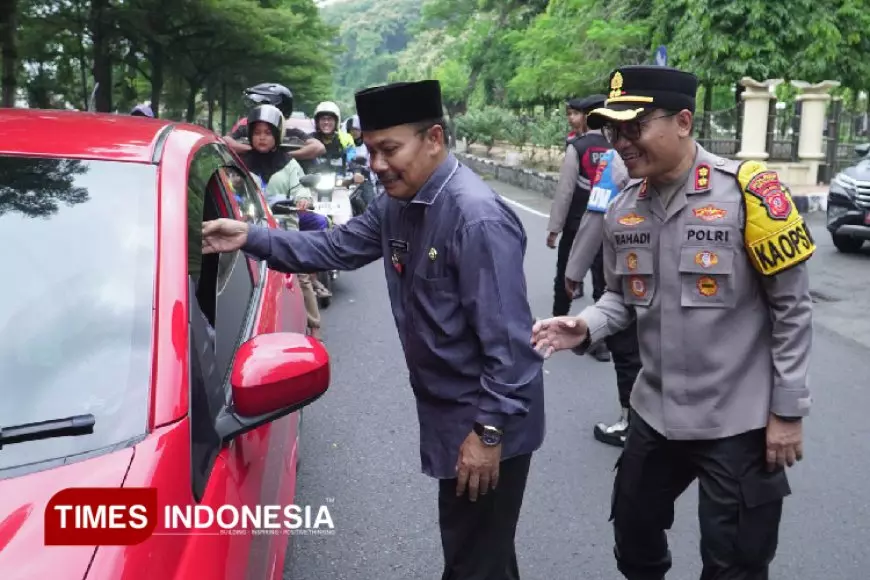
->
xmin=284 ymin=178 xmax=870 ymax=580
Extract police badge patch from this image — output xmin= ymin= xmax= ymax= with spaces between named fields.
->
xmin=696 ymin=276 xmax=718 ymax=296
xmin=745 ymin=171 xmax=792 ymax=220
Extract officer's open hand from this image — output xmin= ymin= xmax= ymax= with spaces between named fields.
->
xmin=531 ymin=316 xmax=589 ymax=359
xmin=455 ymin=431 xmax=501 ymax=502
xmin=202 ymin=219 xmax=249 ymax=254
xmin=765 ymin=414 xmax=804 ymax=471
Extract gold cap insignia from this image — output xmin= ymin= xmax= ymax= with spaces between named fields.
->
xmin=609 ymin=71 xmax=624 ymax=99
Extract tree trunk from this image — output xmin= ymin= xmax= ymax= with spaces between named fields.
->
xmin=185 ymin=79 xmax=200 ymax=122
xmin=206 ymin=83 xmax=214 ymax=130
xmin=90 ymin=0 xmax=113 ymax=112
xmin=701 ymin=81 xmax=714 ymax=140
xmin=0 ymin=0 xmax=18 ymax=107
xmin=149 ymin=43 xmax=163 ymax=117
xmin=221 ymin=81 xmax=228 ymax=134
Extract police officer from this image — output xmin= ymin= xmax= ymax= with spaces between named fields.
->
xmin=202 ymin=80 xmax=544 ymax=580
xmin=531 ymin=65 xmax=814 ymax=579
xmin=564 ymin=149 xmax=641 ymax=447
xmin=547 ymin=94 xmax=611 ymax=360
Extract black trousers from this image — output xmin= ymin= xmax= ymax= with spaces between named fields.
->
xmin=592 ymin=246 xmax=641 ymax=408
xmin=553 ymin=227 xmax=578 ymax=316
xmin=439 ymin=453 xmax=533 ymax=580
xmin=611 ymin=411 xmax=791 ymax=580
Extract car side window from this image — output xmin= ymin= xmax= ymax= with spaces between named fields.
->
xmin=220 ymin=165 xmax=267 ymax=225
xmin=188 ymin=145 xmax=257 ymax=382
xmin=187 ymin=145 xmax=263 ymax=501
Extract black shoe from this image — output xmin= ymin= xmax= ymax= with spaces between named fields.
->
xmin=593 ymin=409 xmax=629 ymax=447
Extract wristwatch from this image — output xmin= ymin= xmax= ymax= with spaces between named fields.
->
xmin=473 ymin=423 xmax=503 ymax=446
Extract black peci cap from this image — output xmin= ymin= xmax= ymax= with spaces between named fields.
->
xmin=587 ymin=66 xmax=699 ymax=129
xmin=355 ymin=80 xmax=443 ymax=132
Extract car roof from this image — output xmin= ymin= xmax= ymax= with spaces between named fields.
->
xmin=0 ymin=108 xmax=216 ymax=163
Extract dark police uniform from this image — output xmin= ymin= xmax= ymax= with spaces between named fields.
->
xmin=578 ymin=66 xmax=815 ymax=580
xmin=547 ymin=94 xmax=611 ymax=316
xmin=241 ymin=80 xmax=545 ymax=580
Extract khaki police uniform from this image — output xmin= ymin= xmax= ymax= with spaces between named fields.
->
xmin=579 ymin=65 xmax=815 ymax=580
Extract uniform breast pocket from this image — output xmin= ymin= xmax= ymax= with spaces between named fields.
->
xmin=678 ymin=246 xmax=736 ymax=308
xmin=614 ymin=248 xmax=656 ymax=307
xmin=410 ymin=273 xmax=464 ymax=338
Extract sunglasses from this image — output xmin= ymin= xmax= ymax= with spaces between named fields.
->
xmin=603 ymin=112 xmax=677 ymax=144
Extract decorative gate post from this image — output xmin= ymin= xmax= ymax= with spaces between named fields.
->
xmin=736 ymin=78 xmax=783 ymax=160
xmin=791 ymin=80 xmax=841 ymax=184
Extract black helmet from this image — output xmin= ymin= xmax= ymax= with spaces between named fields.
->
xmin=246 ymin=105 xmax=284 ymax=146
xmin=243 ymin=83 xmax=294 ymax=117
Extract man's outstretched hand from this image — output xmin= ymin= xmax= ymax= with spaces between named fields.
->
xmin=202 ymin=219 xmax=249 ymax=254
xmin=531 ymin=316 xmax=589 ymax=358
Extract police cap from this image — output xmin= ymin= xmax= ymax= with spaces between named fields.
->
xmin=355 ymin=80 xmax=443 ymax=132
xmin=587 ymin=66 xmax=698 ymax=129
xmin=567 ymin=94 xmax=607 ymax=114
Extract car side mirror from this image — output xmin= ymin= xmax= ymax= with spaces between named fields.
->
xmin=215 ymin=333 xmax=329 ymax=442
xmin=855 ymin=143 xmax=870 ymax=158
xmin=300 ymin=174 xmax=320 ymax=188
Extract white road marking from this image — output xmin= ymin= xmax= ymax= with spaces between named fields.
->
xmin=499 ymin=195 xmax=550 ymax=219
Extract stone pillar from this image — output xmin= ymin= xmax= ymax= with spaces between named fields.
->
xmin=736 ymin=78 xmax=783 ymax=160
xmin=791 ymin=80 xmax=840 ymax=182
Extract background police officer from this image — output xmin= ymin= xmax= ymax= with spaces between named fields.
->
xmin=564 ymin=149 xmax=640 ymax=447
xmin=546 ymin=95 xmax=611 ymax=363
xmin=532 ymin=65 xmax=814 ymax=580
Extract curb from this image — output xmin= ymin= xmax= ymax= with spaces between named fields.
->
xmin=457 ymin=152 xmax=827 ymax=215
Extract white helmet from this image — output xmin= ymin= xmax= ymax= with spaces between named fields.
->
xmin=314 ymin=101 xmax=341 ymax=127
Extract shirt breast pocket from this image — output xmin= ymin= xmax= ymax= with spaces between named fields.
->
xmin=410 ymin=273 xmax=464 ymax=338
xmin=678 ymin=246 xmax=736 ymax=308
xmin=614 ymin=248 xmax=656 ymax=307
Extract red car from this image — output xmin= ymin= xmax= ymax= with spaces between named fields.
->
xmin=0 ymin=109 xmax=330 ymax=579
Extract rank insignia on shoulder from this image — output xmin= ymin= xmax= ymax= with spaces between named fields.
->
xmin=618 ymin=212 xmax=646 ymax=226
xmin=694 ymin=163 xmax=711 ymax=191
xmin=693 ymin=204 xmax=727 ymax=222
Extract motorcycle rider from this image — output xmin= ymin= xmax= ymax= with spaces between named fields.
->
xmin=225 ymin=83 xmax=325 ymax=162
xmin=305 ymin=101 xmax=361 ymax=181
xmin=242 ymin=104 xmax=326 ymax=338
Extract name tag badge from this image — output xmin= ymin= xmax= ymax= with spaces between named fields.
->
xmin=389 ymin=239 xmax=409 ymax=276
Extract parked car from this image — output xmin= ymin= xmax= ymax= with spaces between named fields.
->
xmin=0 ymin=109 xmax=329 ymax=579
xmin=827 ymin=143 xmax=870 ymax=253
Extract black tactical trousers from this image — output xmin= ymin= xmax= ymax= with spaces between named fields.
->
xmin=553 ymin=227 xmax=578 ymax=316
xmin=439 ymin=453 xmax=532 ymax=580
xmin=592 ymin=247 xmax=640 ymax=408
xmin=611 ymin=410 xmax=791 ymax=580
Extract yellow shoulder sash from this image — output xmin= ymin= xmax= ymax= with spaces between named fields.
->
xmin=737 ymin=161 xmax=816 ymax=276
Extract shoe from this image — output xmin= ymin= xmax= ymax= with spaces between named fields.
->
xmin=590 ymin=343 xmax=611 ymax=362
xmin=593 ymin=408 xmax=629 ymax=447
